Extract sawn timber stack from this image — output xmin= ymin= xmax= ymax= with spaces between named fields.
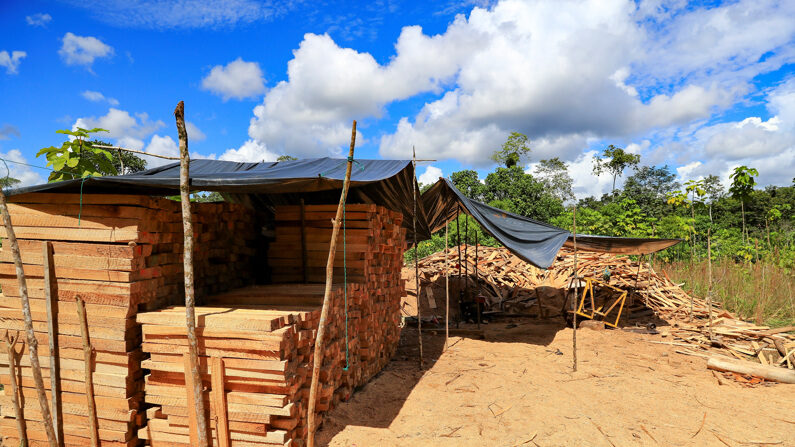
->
xmin=138 ymin=204 xmax=406 ymax=447
xmin=0 ymin=193 xmax=259 ymax=447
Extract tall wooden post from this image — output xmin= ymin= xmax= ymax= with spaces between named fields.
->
xmin=4 ymin=330 xmax=26 ymax=446
xmin=76 ymin=297 xmax=99 ymax=447
xmin=707 ymin=228 xmax=714 ymax=340
xmin=42 ymin=242 xmax=63 ymax=446
xmin=572 ymin=206 xmax=579 ymax=372
xmin=307 ymin=120 xmax=357 ymax=447
xmin=475 ymin=232 xmax=481 ymax=329
xmin=413 ymin=147 xmax=423 ymax=369
xmin=0 ymin=188 xmax=57 ymax=447
xmin=175 ymin=101 xmax=210 ymax=447
xmin=444 ymin=223 xmax=450 ymax=351
xmin=301 ymin=198 xmax=308 ymax=284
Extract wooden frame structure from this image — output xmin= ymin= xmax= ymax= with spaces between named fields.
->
xmin=574 ymin=277 xmax=628 ymax=328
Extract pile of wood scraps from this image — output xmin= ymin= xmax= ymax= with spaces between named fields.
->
xmin=406 ymin=245 xmax=794 ymax=370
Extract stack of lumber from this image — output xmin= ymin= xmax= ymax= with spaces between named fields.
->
xmin=140 ymin=204 xmax=406 ymax=447
xmin=406 ymin=245 xmax=795 ymax=369
xmin=0 ymin=193 xmax=258 ymax=447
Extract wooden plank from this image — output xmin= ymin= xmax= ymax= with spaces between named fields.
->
xmin=211 ymin=357 xmax=231 ymax=447
xmin=183 ymin=354 xmax=200 ymax=447
xmin=43 ymin=241 xmax=64 ymax=447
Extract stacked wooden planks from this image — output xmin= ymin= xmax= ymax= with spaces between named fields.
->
xmin=139 ymin=204 xmax=406 ymax=447
xmin=0 ymin=193 xmax=259 ymax=447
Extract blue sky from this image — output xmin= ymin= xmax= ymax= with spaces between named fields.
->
xmin=1 ymin=0 xmax=793 ymax=196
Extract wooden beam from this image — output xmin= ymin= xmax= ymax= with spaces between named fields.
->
xmin=307 ymin=120 xmax=357 ymax=447
xmin=211 ymin=357 xmax=230 ymax=447
xmin=0 ymin=186 xmax=58 ymax=447
xmin=183 ymin=353 xmax=199 ymax=447
xmin=43 ymin=241 xmax=64 ymax=447
xmin=76 ymin=296 xmax=99 ymax=447
xmin=175 ymin=100 xmax=210 ymax=447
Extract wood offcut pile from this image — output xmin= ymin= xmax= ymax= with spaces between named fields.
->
xmin=409 ymin=245 xmax=794 ymax=370
xmin=138 ymin=204 xmax=406 ymax=447
xmin=0 ymin=193 xmax=258 ymax=447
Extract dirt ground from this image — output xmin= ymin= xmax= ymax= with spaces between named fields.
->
xmin=316 ymin=318 xmax=795 ymax=447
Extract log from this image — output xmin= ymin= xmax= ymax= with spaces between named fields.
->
xmin=175 ymin=100 xmax=210 ymax=447
xmin=76 ymin=296 xmax=99 ymax=446
xmin=4 ymin=330 xmax=27 ymax=446
xmin=707 ymin=356 xmax=795 ymax=384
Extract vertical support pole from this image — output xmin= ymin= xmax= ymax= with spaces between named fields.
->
xmin=76 ymin=296 xmax=99 ymax=447
xmin=707 ymin=228 xmax=714 ymax=341
xmin=475 ymin=232 xmax=481 ymax=329
xmin=175 ymin=101 xmax=210 ymax=447
xmin=211 ymin=357 xmax=230 ymax=447
xmin=413 ymin=147 xmax=423 ymax=369
xmin=0 ymin=186 xmax=57 ymax=447
xmin=183 ymin=353 xmax=200 ymax=447
xmin=456 ymin=207 xmax=462 ymax=328
xmin=464 ymin=214 xmax=469 ymax=302
xmin=444 ymin=222 xmax=450 ymax=351
xmin=307 ymin=120 xmax=357 ymax=447
xmin=572 ymin=206 xmax=579 ymax=372
xmin=4 ymin=330 xmax=26 ymax=446
xmin=301 ymin=199 xmax=308 ymax=284
xmin=42 ymin=242 xmax=63 ymax=447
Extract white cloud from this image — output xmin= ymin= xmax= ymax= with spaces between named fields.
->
xmin=73 ymin=108 xmax=164 ymax=150
xmin=59 ymin=32 xmax=113 ymax=70
xmin=201 ymin=58 xmax=266 ymax=101
xmin=0 ymin=149 xmax=46 ymax=187
xmin=26 ymin=13 xmax=52 ymax=27
xmin=0 ymin=51 xmax=27 ymax=75
xmin=219 ymin=139 xmax=279 ymax=162
xmin=81 ymin=90 xmax=119 ymax=106
xmin=418 ymin=165 xmax=443 ymax=185
xmin=61 ymin=0 xmax=288 ymax=29
xmin=186 ymin=122 xmax=206 ymax=142
xmin=142 ymin=135 xmax=179 ymax=167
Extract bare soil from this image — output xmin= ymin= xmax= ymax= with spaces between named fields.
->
xmin=316 ymin=319 xmax=794 ymax=447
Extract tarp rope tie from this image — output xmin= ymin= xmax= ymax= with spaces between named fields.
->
xmin=78 ymin=175 xmax=92 ymax=227
xmin=342 ymin=198 xmax=350 ymax=371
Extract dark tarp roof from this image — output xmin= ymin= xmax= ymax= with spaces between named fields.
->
xmin=8 ymin=157 xmax=432 ymax=241
xmin=422 ymin=178 xmax=681 ymax=269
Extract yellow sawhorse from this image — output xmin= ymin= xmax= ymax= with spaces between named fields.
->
xmin=575 ymin=277 xmax=628 ymax=328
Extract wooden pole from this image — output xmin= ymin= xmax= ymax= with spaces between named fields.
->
xmin=464 ymin=214 xmax=469 ymax=303
xmin=4 ymin=330 xmax=27 ymax=446
xmin=0 ymin=187 xmax=57 ymax=447
xmin=76 ymin=296 xmax=99 ymax=447
xmin=456 ymin=207 xmax=462 ymax=328
xmin=413 ymin=147 xmax=423 ymax=369
xmin=572 ymin=206 xmax=578 ymax=372
xmin=444 ymin=222 xmax=450 ymax=351
xmin=42 ymin=242 xmax=63 ymax=447
xmin=475 ymin=232 xmax=481 ymax=329
xmin=175 ymin=101 xmax=210 ymax=447
xmin=306 ymin=120 xmax=357 ymax=447
xmin=707 ymin=228 xmax=714 ymax=341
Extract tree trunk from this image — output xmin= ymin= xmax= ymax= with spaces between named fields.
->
xmin=175 ymin=101 xmax=210 ymax=447
xmin=306 ymin=120 xmax=357 ymax=447
xmin=741 ymin=201 xmax=746 ymax=244
xmin=444 ymin=223 xmax=449 ymax=351
xmin=0 ymin=189 xmax=57 ymax=447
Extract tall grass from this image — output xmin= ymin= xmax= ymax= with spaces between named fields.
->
xmin=660 ymin=258 xmax=795 ymax=328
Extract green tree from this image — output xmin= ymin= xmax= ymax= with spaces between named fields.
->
xmin=482 ymin=165 xmax=563 ymax=222
xmin=87 ymin=140 xmax=147 ymax=175
xmin=592 ymin=144 xmax=641 ymax=193
xmin=622 ymin=165 xmax=679 ymax=219
xmin=534 ymin=157 xmax=574 ymax=201
xmin=702 ymin=174 xmax=724 ymax=224
xmin=492 ymin=132 xmax=531 ymax=168
xmin=277 ymin=155 xmax=298 ymax=162
xmin=729 ymin=165 xmax=758 ymax=244
xmin=36 ymin=127 xmax=117 ymax=181
xmin=450 ymin=169 xmax=484 ymax=201
xmin=0 ymin=177 xmax=21 ymax=188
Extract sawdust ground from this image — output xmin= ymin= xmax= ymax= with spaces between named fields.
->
xmin=316 ymin=319 xmax=794 ymax=447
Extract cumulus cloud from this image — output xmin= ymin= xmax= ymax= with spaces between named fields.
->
xmin=418 ymin=165 xmax=443 ymax=185
xmin=0 ymin=124 xmax=20 ymax=140
xmin=186 ymin=122 xmax=206 ymax=142
xmin=73 ymin=108 xmax=164 ymax=150
xmin=0 ymin=149 xmax=46 ymax=187
xmin=81 ymin=90 xmax=119 ymax=106
xmin=219 ymin=139 xmax=279 ymax=162
xmin=59 ymin=33 xmax=113 ymax=70
xmin=0 ymin=51 xmax=27 ymax=75
xmin=61 ymin=0 xmax=288 ymax=29
xmin=26 ymin=13 xmax=52 ymax=27
xmin=201 ymin=58 xmax=266 ymax=100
